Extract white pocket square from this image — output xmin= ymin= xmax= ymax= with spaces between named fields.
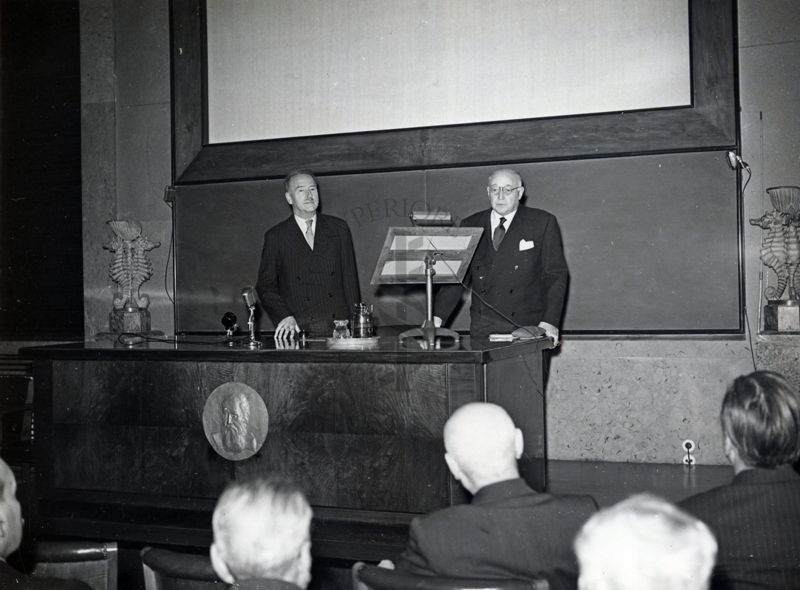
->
xmin=519 ymin=239 xmax=534 ymax=251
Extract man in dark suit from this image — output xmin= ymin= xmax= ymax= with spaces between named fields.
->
xmin=386 ymin=403 xmax=597 ymax=589
xmin=435 ymin=168 xmax=568 ymax=342
xmin=680 ymin=371 xmax=800 ymax=590
xmin=256 ymin=170 xmax=360 ymax=339
xmin=0 ymin=458 xmax=91 ymax=589
xmin=211 ymin=474 xmax=312 ymax=589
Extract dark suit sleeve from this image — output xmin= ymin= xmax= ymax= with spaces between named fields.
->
xmin=539 ymin=215 xmax=569 ymax=327
xmin=256 ymin=228 xmax=293 ymax=325
xmin=338 ymin=220 xmax=361 ymax=309
xmin=394 ymin=517 xmax=436 ymax=575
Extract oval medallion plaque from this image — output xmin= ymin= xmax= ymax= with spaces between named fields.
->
xmin=203 ymin=382 xmax=268 ymax=461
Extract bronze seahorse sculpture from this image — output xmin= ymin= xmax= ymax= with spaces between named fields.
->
xmin=104 ymin=220 xmax=160 ymax=311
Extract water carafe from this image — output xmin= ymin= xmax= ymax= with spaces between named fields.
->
xmin=351 ymin=302 xmax=374 ymax=338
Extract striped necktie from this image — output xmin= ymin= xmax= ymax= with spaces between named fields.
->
xmin=305 ymin=219 xmax=314 ymax=249
xmin=493 ymin=216 xmax=506 ymax=250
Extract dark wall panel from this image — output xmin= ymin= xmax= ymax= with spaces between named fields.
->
xmin=0 ymin=0 xmax=83 ymax=340
xmin=174 ymin=151 xmax=740 ymax=334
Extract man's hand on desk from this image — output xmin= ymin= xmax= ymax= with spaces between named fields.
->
xmin=274 ymin=316 xmax=300 ymax=340
xmin=511 ymin=322 xmax=559 ymax=345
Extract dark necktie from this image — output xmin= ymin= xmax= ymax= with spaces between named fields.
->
xmin=493 ymin=216 xmax=506 ymax=250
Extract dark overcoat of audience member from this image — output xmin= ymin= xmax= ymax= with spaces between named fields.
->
xmin=680 ymin=370 xmax=800 ymax=589
xmin=388 ymin=403 xmax=597 ymax=590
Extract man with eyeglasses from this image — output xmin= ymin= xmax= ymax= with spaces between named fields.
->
xmin=256 ymin=170 xmax=360 ymax=339
xmin=435 ymin=168 xmax=568 ymax=343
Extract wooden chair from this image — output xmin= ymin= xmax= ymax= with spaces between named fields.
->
xmin=140 ymin=546 xmax=228 ymax=590
xmin=352 ymin=562 xmax=550 ymax=590
xmin=32 ymin=540 xmax=118 ymax=590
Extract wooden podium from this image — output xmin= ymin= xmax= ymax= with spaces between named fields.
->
xmin=22 ymin=334 xmax=550 ymax=561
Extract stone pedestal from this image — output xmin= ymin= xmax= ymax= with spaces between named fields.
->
xmin=764 ymin=300 xmax=800 ymax=332
xmin=109 ymin=308 xmax=151 ymax=333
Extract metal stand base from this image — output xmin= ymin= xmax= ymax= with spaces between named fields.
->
xmin=399 ymin=320 xmax=460 ymax=349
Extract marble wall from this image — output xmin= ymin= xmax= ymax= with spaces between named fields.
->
xmin=80 ymin=0 xmax=800 ymax=465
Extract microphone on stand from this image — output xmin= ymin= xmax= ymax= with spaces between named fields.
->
xmin=240 ymin=287 xmax=261 ymax=349
xmin=241 ymin=287 xmax=257 ymax=310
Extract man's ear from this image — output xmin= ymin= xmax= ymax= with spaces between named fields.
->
xmin=210 ymin=543 xmax=235 ymax=584
xmin=444 ymin=452 xmax=462 ymax=481
xmin=295 ymin=538 xmax=313 ymax=589
xmin=723 ymin=435 xmax=738 ymax=464
xmin=514 ymin=428 xmax=524 ymax=460
xmin=285 ymin=192 xmax=293 ymax=206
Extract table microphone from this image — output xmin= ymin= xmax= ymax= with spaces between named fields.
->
xmin=241 ymin=287 xmax=257 ymax=310
xmin=240 ymin=286 xmax=261 ymax=348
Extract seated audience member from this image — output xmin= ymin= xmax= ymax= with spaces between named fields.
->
xmin=574 ymin=493 xmax=717 ymax=590
xmin=680 ymin=370 xmax=800 ymax=589
xmin=389 ymin=402 xmax=598 ymax=588
xmin=0 ymin=457 xmax=91 ymax=589
xmin=210 ymin=474 xmax=313 ymax=589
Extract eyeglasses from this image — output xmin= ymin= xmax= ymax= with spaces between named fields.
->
xmin=488 ymin=185 xmax=521 ymax=197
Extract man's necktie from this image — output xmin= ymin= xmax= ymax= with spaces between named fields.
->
xmin=493 ymin=216 xmax=506 ymax=250
xmin=305 ymin=219 xmax=314 ymax=249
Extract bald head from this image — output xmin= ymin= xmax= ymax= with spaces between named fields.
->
xmin=443 ymin=403 xmax=522 ymax=493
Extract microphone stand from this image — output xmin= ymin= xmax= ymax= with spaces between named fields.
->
xmin=399 ymin=253 xmax=460 ymax=348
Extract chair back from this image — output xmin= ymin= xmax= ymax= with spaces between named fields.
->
xmin=32 ymin=540 xmax=118 ymax=590
xmin=352 ymin=562 xmax=549 ymax=590
xmin=140 ymin=546 xmax=228 ymax=590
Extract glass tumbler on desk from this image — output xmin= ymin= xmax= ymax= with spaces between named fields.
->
xmin=332 ymin=319 xmax=351 ymax=339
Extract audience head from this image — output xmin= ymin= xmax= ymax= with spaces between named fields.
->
xmin=443 ymin=402 xmax=523 ymax=494
xmin=575 ymin=493 xmax=717 ymax=590
xmin=486 ymin=168 xmax=525 ymax=217
xmin=210 ymin=474 xmax=313 ymax=587
xmin=0 ymin=458 xmax=23 ymax=559
xmin=283 ymin=170 xmax=319 ymax=219
xmin=720 ymin=370 xmax=800 ymax=471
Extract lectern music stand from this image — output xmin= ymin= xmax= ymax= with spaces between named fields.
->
xmin=371 ymin=227 xmax=484 ymax=347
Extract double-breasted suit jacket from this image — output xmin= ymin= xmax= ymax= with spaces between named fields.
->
xmin=256 ymin=214 xmax=360 ymax=337
xmin=436 ymin=206 xmax=568 ymax=339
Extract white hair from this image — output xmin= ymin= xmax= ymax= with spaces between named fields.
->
xmin=575 ymin=494 xmax=717 ymax=590
xmin=212 ymin=475 xmax=312 ymax=581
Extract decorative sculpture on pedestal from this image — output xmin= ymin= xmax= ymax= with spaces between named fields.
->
xmin=103 ymin=220 xmax=160 ymax=334
xmin=749 ymin=186 xmax=800 ymax=332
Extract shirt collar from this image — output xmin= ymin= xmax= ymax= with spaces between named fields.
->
xmin=471 ymin=477 xmax=533 ymax=505
xmin=491 ymin=208 xmax=517 ymax=230
xmin=294 ymin=214 xmax=316 ymax=233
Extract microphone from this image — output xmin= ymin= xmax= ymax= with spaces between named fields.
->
xmin=726 ymin=151 xmax=750 ymax=172
xmin=221 ymin=312 xmax=238 ymax=331
xmin=241 ymin=287 xmax=257 ymax=310
xmin=240 ymin=286 xmax=262 ymax=349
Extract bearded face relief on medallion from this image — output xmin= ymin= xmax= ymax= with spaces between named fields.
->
xmin=203 ymin=382 xmax=268 ymax=461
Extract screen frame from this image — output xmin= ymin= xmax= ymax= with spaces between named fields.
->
xmin=169 ymin=0 xmax=737 ymax=185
